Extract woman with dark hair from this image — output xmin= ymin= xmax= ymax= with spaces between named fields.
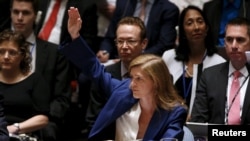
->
xmin=162 ymin=5 xmax=226 ymax=118
xmin=0 ymin=29 xmax=50 ymax=140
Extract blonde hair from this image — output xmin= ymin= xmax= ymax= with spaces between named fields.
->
xmin=129 ymin=54 xmax=186 ymax=110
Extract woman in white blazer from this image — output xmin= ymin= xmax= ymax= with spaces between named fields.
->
xmin=162 ymin=6 xmax=226 ymax=118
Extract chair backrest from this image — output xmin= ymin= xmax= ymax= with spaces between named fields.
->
xmin=183 ymin=126 xmax=194 ymax=141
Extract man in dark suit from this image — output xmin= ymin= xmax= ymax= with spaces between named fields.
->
xmin=96 ymin=0 xmax=179 ymax=63
xmin=86 ymin=16 xmax=147 ymax=133
xmin=191 ymin=17 xmax=250 ymax=125
xmin=203 ymin=0 xmax=250 ymax=60
xmin=203 ymin=0 xmax=250 ymax=48
xmin=10 ymin=0 xmax=71 ymax=140
xmin=36 ymin=1 xmax=98 ymax=137
xmin=35 ymin=0 xmax=97 ymax=50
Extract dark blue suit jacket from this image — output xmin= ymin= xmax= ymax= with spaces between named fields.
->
xmin=100 ymin=0 xmax=179 ymax=58
xmin=60 ymin=37 xmax=187 ymax=141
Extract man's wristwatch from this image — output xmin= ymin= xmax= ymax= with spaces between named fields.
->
xmin=13 ymin=123 xmax=20 ymax=133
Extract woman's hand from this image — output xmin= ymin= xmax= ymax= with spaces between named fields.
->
xmin=7 ymin=125 xmax=19 ymax=134
xmin=67 ymin=7 xmax=82 ymax=40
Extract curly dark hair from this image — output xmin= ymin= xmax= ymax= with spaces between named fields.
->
xmin=0 ymin=29 xmax=32 ymax=74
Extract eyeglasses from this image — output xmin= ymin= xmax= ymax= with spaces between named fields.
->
xmin=114 ymin=39 xmax=140 ymax=47
xmin=0 ymin=49 xmax=21 ymax=57
xmin=224 ymin=36 xmax=248 ymax=45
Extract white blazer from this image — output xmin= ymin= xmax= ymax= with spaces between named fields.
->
xmin=162 ymin=49 xmax=226 ymax=114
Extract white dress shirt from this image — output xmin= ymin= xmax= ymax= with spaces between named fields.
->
xmin=39 ymin=0 xmax=68 ymax=45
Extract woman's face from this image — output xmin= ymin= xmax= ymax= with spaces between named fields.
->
xmin=0 ymin=41 xmax=22 ymax=71
xmin=129 ymin=66 xmax=155 ymax=99
xmin=183 ymin=9 xmax=208 ymax=44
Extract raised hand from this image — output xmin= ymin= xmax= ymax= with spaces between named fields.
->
xmin=67 ymin=7 xmax=82 ymax=40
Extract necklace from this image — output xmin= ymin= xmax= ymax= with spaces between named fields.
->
xmin=185 ymin=67 xmax=193 ymax=77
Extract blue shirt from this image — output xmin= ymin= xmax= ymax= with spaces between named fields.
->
xmin=218 ymin=0 xmax=241 ymax=47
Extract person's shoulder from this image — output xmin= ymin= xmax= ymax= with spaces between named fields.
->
xmin=205 ymin=53 xmax=226 ymax=64
xmin=27 ymin=72 xmax=44 ymax=80
xmin=36 ymin=39 xmax=60 ymax=55
xmin=169 ymin=104 xmax=188 ymax=117
xmin=159 ymin=102 xmax=188 ymax=114
xmin=158 ymin=0 xmax=179 ymax=9
xmin=212 ymin=53 xmax=226 ymax=61
xmin=36 ymin=38 xmax=58 ymax=49
xmin=162 ymin=49 xmax=176 ymax=60
xmin=203 ymin=61 xmax=228 ymax=74
xmin=19 ymin=72 xmax=47 ymax=85
xmin=203 ymin=0 xmax=220 ymax=8
xmin=105 ymin=61 xmax=120 ymax=70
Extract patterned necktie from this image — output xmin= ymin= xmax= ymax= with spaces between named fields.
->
xmin=228 ymin=71 xmax=241 ymax=125
xmin=38 ymin=0 xmax=61 ymax=41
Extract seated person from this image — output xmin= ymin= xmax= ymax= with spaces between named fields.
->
xmin=59 ymin=7 xmax=188 ymax=141
xmin=96 ymin=0 xmax=179 ymax=63
xmin=162 ymin=5 xmax=226 ymax=119
xmin=191 ymin=17 xmax=250 ymax=125
xmin=86 ymin=16 xmax=147 ymax=131
xmin=0 ymin=29 xmax=50 ymax=140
